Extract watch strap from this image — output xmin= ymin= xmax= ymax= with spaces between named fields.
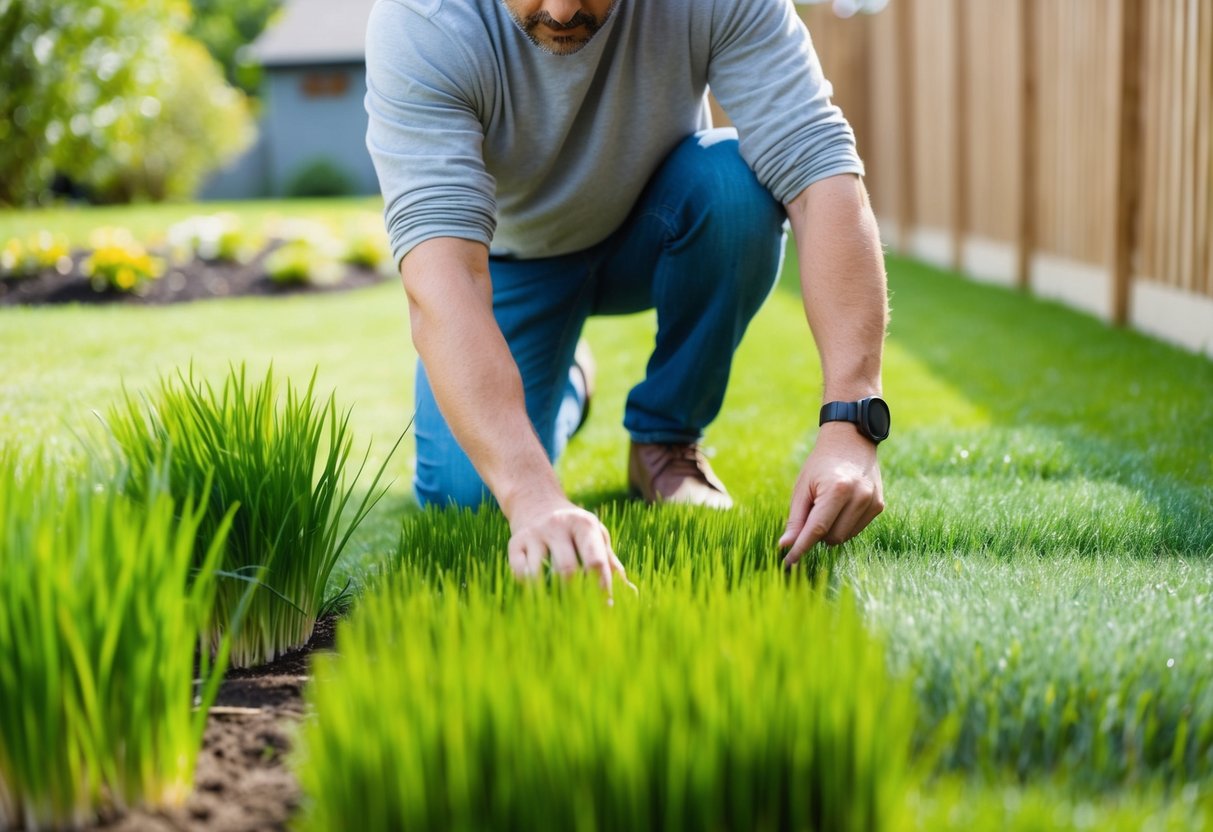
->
xmin=819 ymin=400 xmax=859 ymax=426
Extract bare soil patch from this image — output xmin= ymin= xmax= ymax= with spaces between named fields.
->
xmin=92 ymin=617 xmax=337 ymax=832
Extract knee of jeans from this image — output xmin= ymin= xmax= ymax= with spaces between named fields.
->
xmin=678 ymin=138 xmax=786 ymax=243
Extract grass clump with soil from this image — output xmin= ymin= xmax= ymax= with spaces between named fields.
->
xmin=105 ymin=365 xmax=395 ymax=668
xmin=0 ymin=452 xmax=234 ymax=830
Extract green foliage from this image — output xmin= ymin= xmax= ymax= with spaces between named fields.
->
xmin=88 ymin=32 xmax=255 ymax=203
xmin=285 ymin=159 xmax=356 ymax=199
xmin=81 ymin=227 xmax=164 ymax=292
xmin=340 ymin=221 xmax=390 ymax=271
xmin=188 ymin=0 xmax=281 ymax=94
xmin=0 ymin=450 xmax=234 ymax=829
xmin=0 ymin=230 xmax=70 ymax=278
xmin=105 ymin=365 xmax=395 ymax=668
xmin=0 ymin=0 xmax=254 ymax=206
xmin=295 ymin=505 xmax=916 ymax=832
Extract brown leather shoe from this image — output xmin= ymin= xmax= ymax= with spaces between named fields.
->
xmin=628 ymin=441 xmax=734 ymax=509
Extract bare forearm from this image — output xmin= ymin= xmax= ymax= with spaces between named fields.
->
xmin=778 ymin=175 xmax=888 ymax=563
xmin=401 ymin=239 xmax=562 ymax=518
xmin=786 ymin=174 xmax=888 ymax=401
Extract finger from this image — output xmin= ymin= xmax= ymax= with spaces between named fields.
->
xmin=825 ymin=484 xmax=877 ymax=546
xmin=784 ymin=488 xmax=846 ymax=567
xmin=856 ymin=493 xmax=886 ymax=534
xmin=573 ymin=522 xmax=613 ymax=595
xmin=548 ymin=536 xmax=580 ymax=579
xmin=523 ymin=540 xmax=547 ymax=579
xmin=778 ymin=479 xmax=813 ymax=549
xmin=509 ymin=535 xmax=541 ymax=580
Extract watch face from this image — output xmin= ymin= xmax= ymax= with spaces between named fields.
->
xmin=865 ymin=397 xmax=891 ymax=440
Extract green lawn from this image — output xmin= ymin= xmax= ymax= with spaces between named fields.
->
xmin=0 ymin=196 xmax=384 ymax=246
xmin=3 ymin=202 xmax=1211 ymax=827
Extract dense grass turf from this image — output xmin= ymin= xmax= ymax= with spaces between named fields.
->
xmin=2 ymin=202 xmax=1211 ymax=824
xmin=296 ymin=507 xmax=915 ymax=832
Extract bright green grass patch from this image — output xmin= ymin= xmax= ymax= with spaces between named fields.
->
xmin=0 ymin=453 xmax=233 ymax=829
xmin=844 ymin=550 xmax=1213 ymax=786
xmin=295 ymin=505 xmax=916 ymax=832
xmin=104 ymin=366 xmax=394 ymax=668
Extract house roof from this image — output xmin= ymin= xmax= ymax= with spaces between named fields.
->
xmin=251 ymin=0 xmax=379 ymax=67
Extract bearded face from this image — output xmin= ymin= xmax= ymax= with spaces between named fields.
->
xmin=501 ymin=0 xmax=617 ymax=55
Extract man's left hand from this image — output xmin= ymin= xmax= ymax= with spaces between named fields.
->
xmin=779 ymin=422 xmax=884 ymax=566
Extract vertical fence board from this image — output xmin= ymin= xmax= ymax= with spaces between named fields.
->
xmin=1112 ymin=0 xmax=1143 ymax=324
xmin=1200 ymin=0 xmax=1213 ymax=295
xmin=1017 ymin=0 xmax=1037 ymax=288
xmin=788 ymin=0 xmax=1213 ymax=338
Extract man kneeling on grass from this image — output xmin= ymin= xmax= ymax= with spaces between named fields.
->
xmin=366 ymin=0 xmax=891 ymax=594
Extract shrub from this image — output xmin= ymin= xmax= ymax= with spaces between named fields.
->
xmin=105 ymin=365 xmax=396 ymax=668
xmin=294 ymin=505 xmax=914 ymax=832
xmin=167 ymin=212 xmax=258 ymax=264
xmin=81 ymin=228 xmax=164 ymax=293
xmin=0 ymin=450 xmax=235 ymax=829
xmin=0 ymin=2 xmax=254 ymax=205
xmin=265 ymin=239 xmax=341 ymax=286
xmin=340 ymin=226 xmax=389 ymax=271
xmin=0 ymin=231 xmax=71 ymax=279
xmin=284 ymin=158 xmax=355 ymax=198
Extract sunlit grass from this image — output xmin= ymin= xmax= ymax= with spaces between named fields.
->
xmin=0 ymin=196 xmax=383 ymax=248
xmin=844 ymin=551 xmax=1213 ymax=786
xmin=1 ymin=199 xmax=1211 ymax=823
xmin=296 ymin=506 xmax=916 ymax=832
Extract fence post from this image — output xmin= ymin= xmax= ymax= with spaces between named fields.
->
xmin=952 ymin=0 xmax=969 ymax=273
xmin=1112 ymin=0 xmax=1145 ymax=325
xmin=896 ymin=0 xmax=917 ymax=252
xmin=1017 ymin=0 xmax=1038 ymax=291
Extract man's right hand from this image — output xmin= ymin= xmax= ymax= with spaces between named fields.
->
xmin=506 ymin=495 xmax=631 ymax=599
xmin=403 ymin=238 xmax=633 ymax=599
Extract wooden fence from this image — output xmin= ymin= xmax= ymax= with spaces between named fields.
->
xmin=784 ymin=0 xmax=1213 ymax=356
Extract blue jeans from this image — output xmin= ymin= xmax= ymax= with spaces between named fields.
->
xmin=414 ymin=128 xmax=787 ymax=508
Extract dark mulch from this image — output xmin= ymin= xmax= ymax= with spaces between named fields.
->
xmin=0 ymin=245 xmax=386 ymax=307
xmin=93 ymin=617 xmax=338 ymax=832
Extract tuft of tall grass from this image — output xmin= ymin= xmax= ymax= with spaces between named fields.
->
xmin=295 ymin=505 xmax=916 ymax=832
xmin=0 ymin=450 xmax=233 ymax=830
xmin=105 ymin=365 xmax=395 ymax=668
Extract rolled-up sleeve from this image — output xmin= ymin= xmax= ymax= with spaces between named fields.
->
xmin=706 ymin=0 xmax=864 ymax=204
xmin=365 ymin=1 xmax=497 ymax=266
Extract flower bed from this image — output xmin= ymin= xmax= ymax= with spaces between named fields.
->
xmin=0 ymin=215 xmax=393 ymax=307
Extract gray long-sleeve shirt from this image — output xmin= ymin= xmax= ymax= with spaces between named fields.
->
xmin=366 ymin=0 xmax=864 ymax=264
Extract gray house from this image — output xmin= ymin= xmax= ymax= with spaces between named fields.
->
xmin=202 ymin=0 xmax=379 ymax=199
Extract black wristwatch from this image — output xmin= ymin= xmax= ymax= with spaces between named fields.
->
xmin=818 ymin=396 xmax=891 ymax=445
